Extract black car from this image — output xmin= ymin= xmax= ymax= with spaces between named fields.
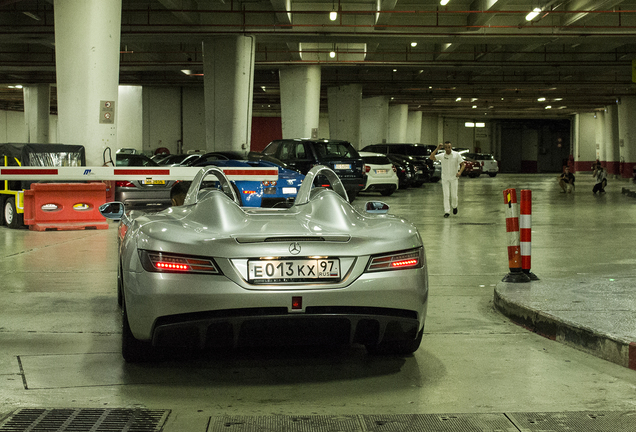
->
xmin=361 ymin=143 xmax=437 ymax=184
xmin=260 ymin=139 xmax=366 ymax=202
xmin=386 ymin=154 xmax=416 ymax=189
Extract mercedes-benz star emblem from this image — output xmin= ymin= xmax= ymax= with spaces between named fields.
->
xmin=289 ymin=242 xmax=301 ymax=255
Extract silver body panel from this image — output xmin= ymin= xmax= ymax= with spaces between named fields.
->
xmin=117 ymin=166 xmax=428 ymax=349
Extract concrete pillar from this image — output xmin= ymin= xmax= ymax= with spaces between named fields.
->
xmin=617 ymin=96 xmax=636 ymax=179
xmin=23 ymin=84 xmax=50 ymax=143
xmin=327 ymin=84 xmax=362 ymax=148
xmin=604 ymin=104 xmax=620 ymax=176
xmin=388 ymin=104 xmax=408 ymax=143
xmin=203 ymin=36 xmax=255 ymax=153
xmin=595 ymin=110 xmax=605 ymax=162
xmin=279 ymin=65 xmax=321 ymax=139
xmin=54 ymin=0 xmax=121 ymax=166
xmin=406 ymin=111 xmax=422 ymax=143
xmin=360 ymin=96 xmax=389 ymax=146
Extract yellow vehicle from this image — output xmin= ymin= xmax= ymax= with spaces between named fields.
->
xmin=1 ymin=143 xmax=86 ymax=228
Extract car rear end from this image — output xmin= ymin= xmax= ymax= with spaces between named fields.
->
xmin=360 ymin=152 xmax=399 ymax=196
xmin=115 ymin=154 xmax=175 ymax=210
xmin=123 ymin=217 xmax=428 ymax=352
xmin=310 ymin=141 xmax=366 ymax=201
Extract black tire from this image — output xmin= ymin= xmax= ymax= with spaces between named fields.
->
xmin=366 ymin=328 xmax=423 ymax=356
xmin=121 ymin=300 xmax=154 ymax=363
xmin=4 ymin=197 xmax=24 ymax=229
xmin=488 ymin=173 xmax=497 ymax=177
xmin=380 ymin=189 xmax=395 ymax=197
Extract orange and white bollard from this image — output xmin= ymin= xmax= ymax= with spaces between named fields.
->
xmin=502 ymin=188 xmax=530 ymax=283
xmin=520 ymin=189 xmax=539 ymax=280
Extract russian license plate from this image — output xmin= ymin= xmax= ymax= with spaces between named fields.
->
xmin=334 ymin=164 xmax=351 ymax=170
xmin=143 ymin=179 xmax=165 ymax=185
xmin=282 ymin=187 xmax=297 ymax=194
xmin=375 ymin=169 xmax=387 ymax=174
xmin=248 ymin=259 xmax=340 ymax=282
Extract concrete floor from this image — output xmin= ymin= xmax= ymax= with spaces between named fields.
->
xmin=1 ymin=173 xmax=636 ymax=431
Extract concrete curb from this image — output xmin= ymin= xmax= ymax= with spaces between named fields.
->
xmin=494 ymin=283 xmax=636 ymax=371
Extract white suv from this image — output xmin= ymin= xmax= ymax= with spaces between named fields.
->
xmin=359 ymin=152 xmax=399 ymax=196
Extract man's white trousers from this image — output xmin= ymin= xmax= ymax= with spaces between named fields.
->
xmin=441 ymin=177 xmax=458 ymax=214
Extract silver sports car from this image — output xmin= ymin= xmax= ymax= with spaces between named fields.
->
xmin=100 ymin=165 xmax=428 ymax=362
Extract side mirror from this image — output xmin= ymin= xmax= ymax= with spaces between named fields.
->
xmin=365 ymin=201 xmax=389 ymax=214
xmin=99 ymin=201 xmax=132 ymax=226
xmin=99 ymin=202 xmax=124 ymax=219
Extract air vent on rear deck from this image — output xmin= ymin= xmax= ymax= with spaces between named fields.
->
xmin=234 ymin=235 xmax=350 ymax=244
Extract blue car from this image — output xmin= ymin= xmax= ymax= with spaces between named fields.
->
xmin=195 ymin=159 xmax=304 ymax=208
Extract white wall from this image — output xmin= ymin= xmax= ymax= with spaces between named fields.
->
xmin=142 ymin=87 xmax=182 ymax=155
xmin=0 ymin=110 xmax=28 ymax=142
xmin=117 ymin=85 xmax=143 ymax=152
xmin=360 ymin=96 xmax=389 ymax=146
xmin=420 ymin=115 xmax=438 ymax=146
xmin=182 ymin=87 xmax=206 ymax=151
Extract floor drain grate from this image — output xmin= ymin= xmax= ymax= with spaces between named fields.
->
xmin=0 ymin=408 xmax=170 ymax=432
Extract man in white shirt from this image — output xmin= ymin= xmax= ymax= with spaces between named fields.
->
xmin=430 ymin=141 xmax=466 ymax=218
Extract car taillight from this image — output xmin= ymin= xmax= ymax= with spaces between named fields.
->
xmin=139 ymin=250 xmax=220 ymax=274
xmin=366 ymin=248 xmax=423 ymax=272
xmin=262 ymin=181 xmax=277 ymax=186
xmin=116 ymin=181 xmax=135 ymax=188
xmin=365 ymin=164 xmax=370 ymax=173
xmin=392 ymin=165 xmax=397 ymax=173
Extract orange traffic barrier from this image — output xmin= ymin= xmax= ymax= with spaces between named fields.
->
xmin=502 ymin=188 xmax=530 ymax=283
xmin=520 ymin=189 xmax=539 ymax=280
xmin=23 ymin=183 xmax=109 ymax=231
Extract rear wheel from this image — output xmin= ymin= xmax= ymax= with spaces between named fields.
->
xmin=4 ymin=197 xmax=23 ymax=229
xmin=366 ymin=328 xmax=423 ymax=356
xmin=488 ymin=173 xmax=497 ymax=177
xmin=121 ymin=300 xmax=155 ymax=363
xmin=116 ymin=262 xmax=123 ymax=308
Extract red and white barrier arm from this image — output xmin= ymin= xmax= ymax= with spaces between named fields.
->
xmin=0 ymin=166 xmax=278 ymax=182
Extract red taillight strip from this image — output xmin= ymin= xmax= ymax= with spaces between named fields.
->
xmin=366 ymin=249 xmax=422 ymax=272
xmin=391 ymin=259 xmax=418 ymax=267
xmin=140 ymin=250 xmax=220 ymax=274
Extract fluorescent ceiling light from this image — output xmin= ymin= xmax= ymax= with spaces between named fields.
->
xmin=554 ymin=98 xmax=563 ymax=101
xmin=455 ymin=97 xmax=462 ymax=102
xmin=472 ymin=105 xmax=477 ymax=109
xmin=545 ymin=105 xmax=552 ymax=109
xmin=393 ymin=69 xmax=397 ymax=72
xmin=465 ymin=122 xmax=475 ymax=127
xmin=526 ymin=7 xmax=541 ymax=21
xmin=181 ymin=70 xmax=192 ymax=75
xmin=411 ymin=42 xmax=417 ymax=47
xmin=476 ymin=122 xmax=485 ymax=127
xmin=23 ymin=11 xmax=41 ymax=21
xmin=440 ymin=0 xmax=450 ymax=5
xmin=329 ymin=51 xmax=336 ymax=58
xmin=329 ymin=10 xmax=337 ymax=21
xmin=537 ymin=97 xmax=546 ymax=102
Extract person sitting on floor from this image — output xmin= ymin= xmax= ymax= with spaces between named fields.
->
xmin=592 ymin=162 xmax=607 ymax=194
xmin=558 ymin=166 xmax=575 ymax=193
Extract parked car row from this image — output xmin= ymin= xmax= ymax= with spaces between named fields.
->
xmin=116 ymin=141 xmax=499 ymax=210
